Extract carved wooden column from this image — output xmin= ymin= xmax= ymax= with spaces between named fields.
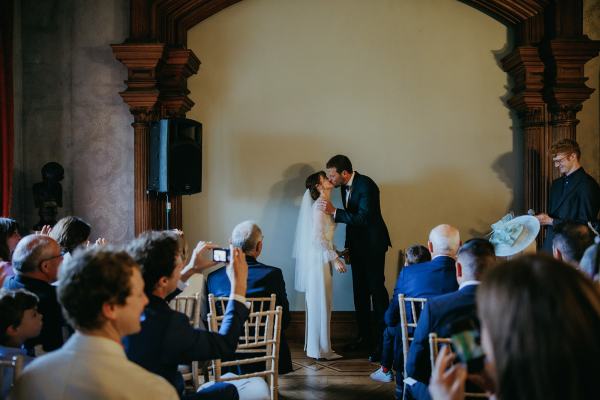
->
xmin=541 ymin=0 xmax=600 ymax=180
xmin=543 ymin=40 xmax=600 ymax=180
xmin=503 ymin=46 xmax=547 ymax=216
xmin=111 ymin=43 xmax=165 ymax=234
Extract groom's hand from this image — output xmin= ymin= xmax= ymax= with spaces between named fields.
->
xmin=317 ymin=199 xmax=336 ymax=215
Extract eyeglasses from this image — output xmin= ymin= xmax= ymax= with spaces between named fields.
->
xmin=39 ymin=250 xmax=66 ymax=264
xmin=552 ymin=155 xmax=572 ymax=165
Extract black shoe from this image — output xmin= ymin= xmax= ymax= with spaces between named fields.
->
xmin=368 ymin=352 xmax=381 ymax=363
xmin=343 ymin=337 xmax=368 ymax=352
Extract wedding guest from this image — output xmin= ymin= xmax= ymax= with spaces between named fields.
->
xmin=429 ymin=255 xmax=600 ymax=400
xmin=125 ymin=231 xmax=250 ymax=400
xmin=405 ymin=245 xmax=431 ymax=266
xmin=551 ymin=220 xmax=594 ymax=266
xmin=50 ymin=216 xmax=90 ymax=251
xmin=405 ymin=239 xmax=496 ymax=400
xmin=370 ymin=244 xmax=431 ymax=383
xmin=0 ymin=289 xmax=42 ymax=398
xmin=383 ymin=225 xmax=460 ymax=398
xmin=3 ymin=235 xmax=65 ymax=355
xmin=207 ymin=221 xmax=293 ymax=374
xmin=0 ymin=218 xmax=21 ymax=285
xmin=10 ymin=247 xmax=179 ymax=400
xmin=580 ymin=239 xmax=600 ymax=281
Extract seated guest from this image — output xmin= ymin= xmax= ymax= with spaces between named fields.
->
xmin=429 ymin=254 xmax=600 ymax=400
xmin=405 ymin=238 xmax=496 ymax=400
xmin=125 ymin=231 xmax=250 ymax=400
xmin=552 ymin=220 xmax=594 ymax=266
xmin=384 ymin=225 xmax=461 ymax=328
xmin=580 ymin=239 xmax=600 ymax=281
xmin=207 ymin=221 xmax=293 ymax=375
xmin=405 ymin=245 xmax=431 ymax=266
xmin=0 ymin=289 xmax=42 ymax=398
xmin=0 ymin=218 xmax=21 ymax=285
xmin=3 ymin=235 xmax=66 ymax=355
xmin=381 ymin=225 xmax=460 ymax=397
xmin=10 ymin=247 xmax=179 ymax=399
xmin=49 ymin=216 xmax=93 ymax=264
xmin=370 ymin=244 xmax=431 ymax=382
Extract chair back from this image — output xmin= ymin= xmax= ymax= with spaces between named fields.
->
xmin=169 ymin=293 xmax=203 ymax=390
xmin=207 ymin=294 xmax=281 ymax=400
xmin=0 ymin=355 xmax=24 ymax=395
xmin=398 ymin=294 xmax=427 ymax=376
xmin=169 ymin=293 xmax=202 ymax=328
xmin=428 ymin=333 xmax=488 ymax=399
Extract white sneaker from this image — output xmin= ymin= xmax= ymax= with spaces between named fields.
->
xmin=370 ymin=367 xmax=394 ymax=383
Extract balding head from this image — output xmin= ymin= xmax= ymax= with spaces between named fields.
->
xmin=428 ymin=224 xmax=461 ymax=258
xmin=12 ymin=235 xmax=62 ymax=282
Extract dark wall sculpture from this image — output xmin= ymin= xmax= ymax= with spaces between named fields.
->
xmin=112 ymin=0 xmax=599 ymax=236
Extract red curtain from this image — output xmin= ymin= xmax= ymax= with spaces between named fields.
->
xmin=0 ymin=0 xmax=14 ymax=216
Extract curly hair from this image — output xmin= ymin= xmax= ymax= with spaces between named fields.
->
xmin=127 ymin=231 xmax=183 ymax=296
xmin=57 ymin=247 xmax=137 ymax=330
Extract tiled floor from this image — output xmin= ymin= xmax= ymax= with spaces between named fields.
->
xmin=279 ymin=340 xmax=397 ymax=400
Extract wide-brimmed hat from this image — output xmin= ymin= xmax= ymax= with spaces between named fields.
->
xmin=489 ymin=214 xmax=540 ymax=257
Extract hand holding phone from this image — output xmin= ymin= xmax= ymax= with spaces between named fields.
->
xmin=449 ymin=318 xmax=485 ymax=374
xmin=212 ymin=248 xmax=231 ymax=263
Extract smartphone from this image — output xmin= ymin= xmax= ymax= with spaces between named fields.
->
xmin=212 ymin=248 xmax=230 ymax=263
xmin=449 ymin=318 xmax=485 ymax=373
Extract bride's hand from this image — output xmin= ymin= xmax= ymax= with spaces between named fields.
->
xmin=334 ymin=258 xmax=347 ymax=273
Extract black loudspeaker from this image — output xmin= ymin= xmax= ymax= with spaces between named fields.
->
xmin=148 ymin=118 xmax=202 ymax=195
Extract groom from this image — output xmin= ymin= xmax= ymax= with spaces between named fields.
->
xmin=318 ymin=154 xmax=391 ymax=359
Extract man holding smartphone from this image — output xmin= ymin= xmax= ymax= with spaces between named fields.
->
xmin=404 ymin=239 xmax=496 ymax=400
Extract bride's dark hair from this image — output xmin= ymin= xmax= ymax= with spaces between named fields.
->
xmin=305 ymin=171 xmax=326 ymax=201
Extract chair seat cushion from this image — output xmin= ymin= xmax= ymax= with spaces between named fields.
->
xmin=199 ymin=373 xmax=270 ymax=400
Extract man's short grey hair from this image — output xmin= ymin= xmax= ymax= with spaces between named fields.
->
xmin=429 ymin=224 xmax=461 ymax=256
xmin=12 ymin=235 xmax=57 ymax=274
xmin=231 ymin=221 xmax=263 ymax=253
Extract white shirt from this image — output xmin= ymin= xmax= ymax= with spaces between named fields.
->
xmin=345 ymin=171 xmax=356 ymax=204
xmin=9 ymin=333 xmax=178 ymax=400
xmin=458 ymin=280 xmax=480 ymax=290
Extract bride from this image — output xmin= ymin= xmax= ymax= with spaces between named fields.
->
xmin=294 ymin=171 xmax=347 ymax=360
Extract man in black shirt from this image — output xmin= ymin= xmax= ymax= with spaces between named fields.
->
xmin=536 ymin=139 xmax=600 ymax=252
xmin=3 ymin=234 xmax=66 ymax=355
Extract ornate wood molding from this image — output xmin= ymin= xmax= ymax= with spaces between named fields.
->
xmin=114 ymin=0 xmax=599 ymax=240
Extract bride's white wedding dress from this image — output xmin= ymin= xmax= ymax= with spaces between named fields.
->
xmin=294 ymin=191 xmax=339 ymax=359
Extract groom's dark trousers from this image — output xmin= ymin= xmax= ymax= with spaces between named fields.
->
xmin=334 ymin=172 xmax=391 ymax=349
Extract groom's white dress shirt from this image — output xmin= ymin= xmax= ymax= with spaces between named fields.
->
xmin=9 ymin=332 xmax=178 ymax=400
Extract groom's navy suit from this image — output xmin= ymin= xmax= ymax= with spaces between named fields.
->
xmin=334 ymin=171 xmax=391 ymax=347
xmin=542 ymin=167 xmax=600 ymax=252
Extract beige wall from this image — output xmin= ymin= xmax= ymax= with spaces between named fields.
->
xmin=185 ymin=0 xmax=519 ymax=310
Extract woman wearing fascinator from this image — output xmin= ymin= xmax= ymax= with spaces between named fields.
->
xmin=293 ymin=171 xmax=347 ymax=360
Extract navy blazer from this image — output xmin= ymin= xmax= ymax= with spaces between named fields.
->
xmin=206 ymin=256 xmax=293 ymax=374
xmin=384 ymin=256 xmax=458 ymax=327
xmin=543 ymin=167 xmax=600 ymax=251
xmin=3 ymin=275 xmax=66 ymax=355
xmin=334 ymin=172 xmax=391 ymax=254
xmin=124 ymin=295 xmax=249 ymax=396
xmin=405 ymin=284 xmax=479 ymax=400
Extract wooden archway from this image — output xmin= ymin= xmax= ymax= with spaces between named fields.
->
xmin=112 ymin=0 xmax=600 ymax=236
